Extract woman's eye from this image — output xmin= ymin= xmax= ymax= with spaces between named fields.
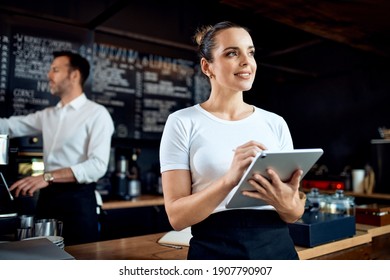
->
xmin=227 ymin=51 xmax=237 ymax=57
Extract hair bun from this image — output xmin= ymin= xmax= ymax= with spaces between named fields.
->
xmin=193 ymin=25 xmax=213 ymax=46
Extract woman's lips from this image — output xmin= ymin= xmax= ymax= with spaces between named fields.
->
xmin=234 ymin=72 xmax=251 ymax=78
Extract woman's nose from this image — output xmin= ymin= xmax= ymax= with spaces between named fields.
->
xmin=240 ymin=54 xmax=250 ymax=66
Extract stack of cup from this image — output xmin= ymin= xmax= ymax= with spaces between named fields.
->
xmin=16 ymin=216 xmax=63 ymax=240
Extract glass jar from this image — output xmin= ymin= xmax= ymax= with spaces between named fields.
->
xmin=306 ymin=188 xmax=328 ymax=212
xmin=326 ymin=190 xmax=355 ymax=216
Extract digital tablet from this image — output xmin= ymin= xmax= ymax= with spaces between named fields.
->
xmin=225 ymin=148 xmax=323 ymax=209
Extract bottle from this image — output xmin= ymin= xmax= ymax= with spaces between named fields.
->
xmin=112 ymin=155 xmax=129 ymax=200
xmin=127 ymin=148 xmax=141 ymax=198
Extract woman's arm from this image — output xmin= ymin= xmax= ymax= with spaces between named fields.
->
xmin=162 ymin=169 xmax=233 ymax=231
xmin=162 ymin=140 xmax=267 ymax=231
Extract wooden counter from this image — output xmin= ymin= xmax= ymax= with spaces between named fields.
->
xmin=65 ymin=225 xmax=390 ymax=260
xmin=356 ymin=223 xmax=390 ymax=237
xmin=295 ymin=230 xmax=371 ymax=260
xmin=65 ymin=232 xmax=187 ymax=260
xmin=73 ymin=193 xmax=390 ymax=260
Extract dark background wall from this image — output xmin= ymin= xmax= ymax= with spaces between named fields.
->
xmin=0 ymin=0 xmax=389 ymax=182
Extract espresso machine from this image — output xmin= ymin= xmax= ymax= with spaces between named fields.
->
xmin=0 ymin=134 xmax=15 ymax=212
xmin=0 ymin=134 xmax=18 ymax=240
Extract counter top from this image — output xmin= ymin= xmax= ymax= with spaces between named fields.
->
xmin=65 ymin=232 xmax=185 ymax=260
xmin=295 ymin=230 xmax=370 ymax=260
xmin=65 ymin=225 xmax=390 ymax=260
xmin=70 ymin=192 xmax=390 ymax=260
xmin=356 ymin=223 xmax=390 ymax=237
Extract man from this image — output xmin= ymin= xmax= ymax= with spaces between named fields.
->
xmin=0 ymin=50 xmax=115 ymax=245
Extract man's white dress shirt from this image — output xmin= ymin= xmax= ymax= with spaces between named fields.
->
xmin=0 ymin=94 xmax=115 ymax=183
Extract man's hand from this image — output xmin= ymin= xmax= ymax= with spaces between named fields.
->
xmin=9 ymin=175 xmax=49 ymax=197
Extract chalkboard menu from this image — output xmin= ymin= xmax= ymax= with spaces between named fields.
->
xmin=0 ymin=14 xmax=210 ymax=142
xmin=0 ymin=29 xmax=8 ymax=112
xmin=0 ymin=16 xmax=93 ymax=119
xmin=91 ymin=37 xmax=200 ymax=139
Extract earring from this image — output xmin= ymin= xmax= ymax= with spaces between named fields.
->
xmin=209 ymin=74 xmax=214 ymax=79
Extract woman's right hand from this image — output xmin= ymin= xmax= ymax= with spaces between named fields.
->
xmin=223 ymin=140 xmax=267 ymax=189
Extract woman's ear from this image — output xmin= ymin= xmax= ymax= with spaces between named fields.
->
xmin=200 ymin=58 xmax=213 ymax=78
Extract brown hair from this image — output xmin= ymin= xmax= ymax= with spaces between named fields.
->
xmin=193 ymin=21 xmax=249 ymax=63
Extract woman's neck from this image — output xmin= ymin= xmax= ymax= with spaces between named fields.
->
xmin=201 ymin=92 xmax=253 ymax=121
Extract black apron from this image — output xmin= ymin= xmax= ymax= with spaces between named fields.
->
xmin=188 ymin=209 xmax=299 ymax=260
xmin=35 ymin=182 xmax=98 ymax=246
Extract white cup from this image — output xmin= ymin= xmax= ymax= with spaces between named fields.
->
xmin=352 ymin=169 xmax=365 ymax=193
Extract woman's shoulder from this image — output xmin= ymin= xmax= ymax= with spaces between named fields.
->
xmin=254 ymin=106 xmax=284 ymax=120
xmin=168 ymin=105 xmax=200 ymax=119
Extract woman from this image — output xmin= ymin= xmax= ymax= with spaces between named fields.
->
xmin=159 ymin=21 xmax=306 ymax=259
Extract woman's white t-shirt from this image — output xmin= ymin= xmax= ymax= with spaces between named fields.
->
xmin=159 ymin=104 xmax=294 ymax=213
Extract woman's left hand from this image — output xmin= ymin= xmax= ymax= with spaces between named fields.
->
xmin=243 ymin=168 xmax=305 ymax=223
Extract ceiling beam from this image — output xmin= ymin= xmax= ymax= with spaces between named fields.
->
xmin=220 ymin=0 xmax=390 ymax=57
xmin=260 ymin=63 xmax=318 ymax=77
xmin=262 ymin=39 xmax=323 ymax=58
xmin=86 ymin=0 xmax=131 ymax=30
xmin=0 ymin=5 xmax=85 ymax=27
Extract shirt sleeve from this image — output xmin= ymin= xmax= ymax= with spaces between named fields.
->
xmin=278 ymin=116 xmax=294 ymax=150
xmin=159 ymin=113 xmax=191 ymax=173
xmin=0 ymin=112 xmax=43 ymax=137
xmin=70 ymin=107 xmax=114 ymax=183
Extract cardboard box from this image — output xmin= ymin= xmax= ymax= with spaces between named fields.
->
xmin=355 ymin=204 xmax=390 ymax=226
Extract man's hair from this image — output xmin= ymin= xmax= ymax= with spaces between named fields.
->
xmin=52 ymin=50 xmax=90 ymax=86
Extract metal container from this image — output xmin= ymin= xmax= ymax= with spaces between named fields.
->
xmin=19 ymin=215 xmax=34 ymax=228
xmin=34 ymin=218 xmax=63 ymax=237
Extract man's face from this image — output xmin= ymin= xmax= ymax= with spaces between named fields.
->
xmin=47 ymin=56 xmax=73 ymax=97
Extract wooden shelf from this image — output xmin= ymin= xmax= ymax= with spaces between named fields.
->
xmin=102 ymin=195 xmax=164 ymax=210
xmin=102 ymin=190 xmax=390 ymax=211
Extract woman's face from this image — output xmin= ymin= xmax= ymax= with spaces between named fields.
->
xmin=207 ymin=27 xmax=257 ymax=93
